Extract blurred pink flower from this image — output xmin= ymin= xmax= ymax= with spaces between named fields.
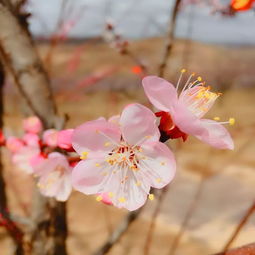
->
xmin=35 ymin=152 xmax=72 ymax=202
xmin=71 ymin=103 xmax=176 ymax=211
xmin=57 ymin=129 xmax=74 ymax=150
xmin=23 ymin=116 xmax=42 ymax=134
xmin=43 ymin=129 xmax=59 ymax=147
xmin=12 ymin=145 xmax=41 ymax=174
xmin=6 ymin=137 xmax=24 ymax=153
xmin=142 ymin=74 xmax=234 ymax=150
xmin=23 ymin=133 xmax=40 ymax=147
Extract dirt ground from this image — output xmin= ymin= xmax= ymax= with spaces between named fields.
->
xmin=1 ymin=38 xmax=255 ymax=255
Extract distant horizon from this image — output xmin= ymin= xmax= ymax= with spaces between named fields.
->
xmin=27 ymin=0 xmax=255 ymax=45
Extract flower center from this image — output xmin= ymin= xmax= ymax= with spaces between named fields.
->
xmin=105 ymin=142 xmax=142 ymax=171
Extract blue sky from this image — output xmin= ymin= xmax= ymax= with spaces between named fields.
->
xmin=27 ymin=0 xmax=255 ymax=45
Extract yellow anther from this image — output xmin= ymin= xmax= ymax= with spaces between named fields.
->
xmin=192 ymin=72 xmax=196 ymax=76
xmin=181 ymin=68 xmax=186 ymax=73
xmin=95 ymin=163 xmax=100 ymax=167
xmin=136 ymin=181 xmax=141 ymax=186
xmin=160 ymin=162 xmax=165 ymax=166
xmin=197 ymin=76 xmax=202 ymax=82
xmin=104 ymin=142 xmax=111 ymax=147
xmin=214 ymin=117 xmax=220 ymax=121
xmin=149 ymin=194 xmax=154 ymax=201
xmin=80 ymin=151 xmax=88 ymax=160
xmin=118 ymin=197 xmax=126 ymax=203
xmin=108 ymin=192 xmax=114 ymax=198
xmin=145 ymin=135 xmax=152 ymax=139
xmin=156 ymin=178 xmax=162 ymax=183
xmin=96 ymin=195 xmax=103 ymax=202
xmin=229 ymin=118 xmax=235 ymax=126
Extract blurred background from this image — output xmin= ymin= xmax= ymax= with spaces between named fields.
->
xmin=2 ymin=0 xmax=255 ymax=254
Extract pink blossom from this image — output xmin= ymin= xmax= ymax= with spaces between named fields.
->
xmin=12 ymin=145 xmax=40 ymax=174
xmin=34 ymin=152 xmax=72 ymax=201
xmin=43 ymin=129 xmax=59 ymax=147
xmin=142 ymin=74 xmax=234 ymax=150
xmin=23 ymin=133 xmax=40 ymax=147
xmin=6 ymin=137 xmax=24 ymax=153
xmin=72 ymin=103 xmax=176 ymax=211
xmin=57 ymin=129 xmax=74 ymax=150
xmin=23 ymin=116 xmax=42 ymax=134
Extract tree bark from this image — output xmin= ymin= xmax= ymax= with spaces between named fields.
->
xmin=0 ymin=59 xmax=24 ymax=255
xmin=0 ymin=1 xmax=67 ymax=255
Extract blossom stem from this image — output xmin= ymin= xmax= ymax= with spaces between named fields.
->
xmin=222 ymin=200 xmax=255 ymax=252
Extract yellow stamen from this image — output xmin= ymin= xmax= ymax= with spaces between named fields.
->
xmin=149 ymin=194 xmax=154 ymax=201
xmin=104 ymin=142 xmax=111 ymax=147
xmin=181 ymin=68 xmax=186 ymax=73
xmin=95 ymin=163 xmax=100 ymax=167
xmin=229 ymin=118 xmax=235 ymax=126
xmin=156 ymin=178 xmax=162 ymax=183
xmin=96 ymin=195 xmax=103 ymax=202
xmin=214 ymin=117 xmax=220 ymax=121
xmin=118 ymin=197 xmax=126 ymax=203
xmin=197 ymin=76 xmax=202 ymax=82
xmin=108 ymin=192 xmax=114 ymax=198
xmin=80 ymin=151 xmax=88 ymax=160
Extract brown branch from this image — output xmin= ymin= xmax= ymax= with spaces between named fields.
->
xmin=0 ymin=0 xmax=57 ymax=129
xmin=93 ymin=208 xmax=143 ymax=255
xmin=222 ymin=201 xmax=255 ymax=252
xmin=168 ymin=176 xmax=205 ymax=255
xmin=214 ymin=242 xmax=255 ymax=255
xmin=0 ymin=1 xmax=67 ymax=254
xmin=144 ymin=187 xmax=169 ymax=255
xmin=158 ymin=0 xmax=182 ymax=77
xmin=0 ymin=58 xmax=25 ymax=255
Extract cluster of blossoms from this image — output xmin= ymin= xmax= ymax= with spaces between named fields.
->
xmin=1 ymin=72 xmax=234 ymax=211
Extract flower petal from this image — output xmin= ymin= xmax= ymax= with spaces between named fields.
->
xmin=139 ymin=141 xmax=176 ymax=188
xmin=194 ymin=119 xmax=234 ymax=150
xmin=170 ymin=101 xmax=205 ymax=136
xmin=112 ymin=172 xmax=150 ymax=211
xmin=72 ymin=119 xmax=121 ymax=156
xmin=142 ymin=76 xmax=177 ymax=112
xmin=72 ymin=159 xmax=119 ymax=195
xmin=119 ymin=103 xmax=160 ymax=145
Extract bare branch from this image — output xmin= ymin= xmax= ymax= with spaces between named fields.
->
xmin=222 ymin=201 xmax=255 ymax=252
xmin=0 ymin=59 xmax=25 ymax=255
xmin=214 ymin=242 xmax=255 ymax=255
xmin=93 ymin=208 xmax=143 ymax=255
xmin=0 ymin=1 xmax=67 ymax=255
xmin=158 ymin=0 xmax=182 ymax=77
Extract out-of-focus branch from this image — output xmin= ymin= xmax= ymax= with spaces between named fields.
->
xmin=0 ymin=0 xmax=58 ymax=129
xmin=144 ymin=187 xmax=169 ymax=255
xmin=214 ymin=242 xmax=255 ymax=255
xmin=93 ymin=208 xmax=143 ymax=255
xmin=222 ymin=201 xmax=255 ymax=252
xmin=0 ymin=1 xmax=67 ymax=255
xmin=158 ymin=0 xmax=182 ymax=77
xmin=0 ymin=59 xmax=24 ymax=255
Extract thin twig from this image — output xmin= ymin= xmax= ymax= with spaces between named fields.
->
xmin=143 ymin=187 xmax=169 ymax=255
xmin=214 ymin=242 xmax=255 ymax=255
xmin=93 ymin=208 xmax=143 ymax=255
xmin=222 ymin=201 xmax=255 ymax=252
xmin=158 ymin=0 xmax=182 ymax=77
xmin=168 ymin=176 xmax=205 ymax=255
